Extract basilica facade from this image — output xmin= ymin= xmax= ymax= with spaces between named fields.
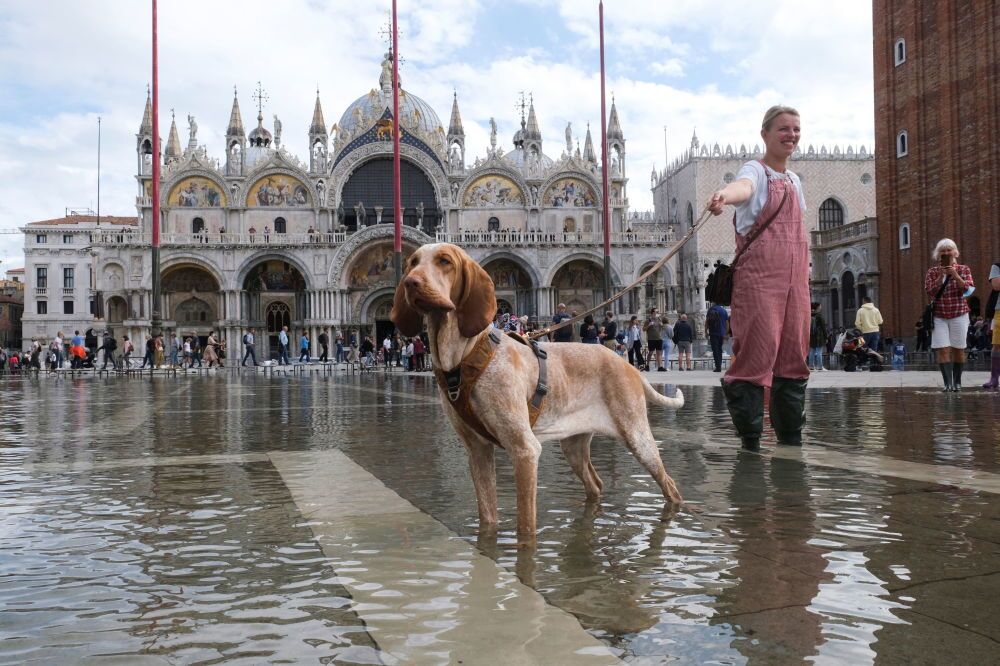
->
xmin=23 ymin=53 xmax=682 ymax=357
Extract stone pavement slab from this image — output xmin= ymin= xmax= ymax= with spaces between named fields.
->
xmin=267 ymin=450 xmax=622 ymax=665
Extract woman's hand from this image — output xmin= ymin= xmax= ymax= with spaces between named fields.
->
xmin=708 ymin=191 xmax=727 ymax=216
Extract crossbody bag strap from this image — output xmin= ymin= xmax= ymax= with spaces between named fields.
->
xmin=930 ymin=274 xmax=951 ymax=314
xmin=732 ymin=184 xmax=789 ymax=268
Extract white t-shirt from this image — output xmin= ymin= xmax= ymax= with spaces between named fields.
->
xmin=383 ymin=338 xmax=392 ymax=351
xmin=989 ymin=263 xmax=1000 ymax=280
xmin=734 ymin=161 xmax=807 ymax=235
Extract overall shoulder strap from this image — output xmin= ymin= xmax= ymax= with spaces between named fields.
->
xmin=733 ymin=185 xmax=788 ymax=266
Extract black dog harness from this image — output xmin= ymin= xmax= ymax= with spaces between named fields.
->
xmin=433 ymin=329 xmax=549 ymax=446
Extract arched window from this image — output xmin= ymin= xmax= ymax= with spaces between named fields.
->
xmin=274 ymin=217 xmax=287 ymax=234
xmin=897 ymin=131 xmax=908 ymax=157
xmin=686 ymin=202 xmax=694 ymax=228
xmin=487 ymin=216 xmax=500 ymax=232
xmin=819 ymin=198 xmax=844 ymax=230
xmin=899 ymin=223 xmax=911 ymax=249
xmin=894 ymin=38 xmax=906 ymax=66
xmin=191 ymin=217 xmax=205 ymax=234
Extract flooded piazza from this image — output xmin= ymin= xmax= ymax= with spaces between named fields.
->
xmin=1 ymin=371 xmax=998 ymax=664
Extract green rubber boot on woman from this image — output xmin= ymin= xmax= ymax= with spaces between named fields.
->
xmin=770 ymin=377 xmax=808 ymax=445
xmin=721 ymin=380 xmax=765 ymax=451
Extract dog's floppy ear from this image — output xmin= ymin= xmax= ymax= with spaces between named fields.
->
xmin=455 ymin=248 xmax=497 ymax=338
xmin=390 ymin=264 xmax=423 ymax=336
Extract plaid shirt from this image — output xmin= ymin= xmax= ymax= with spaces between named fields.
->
xmin=924 ymin=264 xmax=974 ymax=319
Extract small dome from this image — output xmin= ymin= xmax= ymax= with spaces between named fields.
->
xmin=503 ymin=146 xmax=554 ymax=172
xmin=248 ymin=114 xmax=272 ymax=147
xmin=337 ymin=53 xmax=444 ymax=138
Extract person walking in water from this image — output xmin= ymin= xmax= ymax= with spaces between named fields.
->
xmin=708 ymin=105 xmax=810 ymax=451
xmin=278 ymin=326 xmax=290 ymax=365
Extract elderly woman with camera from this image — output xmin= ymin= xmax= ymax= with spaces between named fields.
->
xmin=924 ymin=239 xmax=974 ymax=391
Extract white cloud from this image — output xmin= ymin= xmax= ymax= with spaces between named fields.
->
xmin=0 ymin=0 xmax=875 ymax=268
xmin=650 ymin=58 xmax=685 ymax=77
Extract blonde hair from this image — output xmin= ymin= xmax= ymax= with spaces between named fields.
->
xmin=761 ymin=105 xmax=800 ymax=131
xmin=931 ymin=238 xmax=959 ymax=262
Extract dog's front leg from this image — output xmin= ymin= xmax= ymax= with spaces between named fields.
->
xmin=463 ymin=437 xmax=498 ymax=529
xmin=508 ymin=437 xmax=542 ymax=542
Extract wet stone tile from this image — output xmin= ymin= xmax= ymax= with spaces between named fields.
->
xmin=0 ymin=461 xmax=379 ymax=664
xmin=1 ymin=375 xmax=999 ymax=664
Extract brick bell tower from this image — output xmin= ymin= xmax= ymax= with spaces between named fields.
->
xmin=873 ymin=0 xmax=1000 ymax=338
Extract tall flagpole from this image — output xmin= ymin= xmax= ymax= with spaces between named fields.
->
xmin=97 ymin=116 xmax=102 ymax=226
xmin=599 ymin=1 xmax=612 ymax=301
xmin=392 ymin=0 xmax=403 ymax=284
xmin=150 ymin=0 xmax=162 ymax=338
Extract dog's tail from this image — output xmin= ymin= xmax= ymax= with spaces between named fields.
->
xmin=642 ymin=378 xmax=684 ymax=409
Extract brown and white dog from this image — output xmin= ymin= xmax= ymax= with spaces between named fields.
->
xmin=392 ymin=243 xmax=684 ymax=538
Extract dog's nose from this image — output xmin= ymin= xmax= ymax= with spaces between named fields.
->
xmin=404 ymin=275 xmax=421 ymax=289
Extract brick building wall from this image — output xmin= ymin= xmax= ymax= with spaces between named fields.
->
xmin=874 ymin=0 xmax=1000 ymax=338
xmin=0 ymin=284 xmax=24 ymax=351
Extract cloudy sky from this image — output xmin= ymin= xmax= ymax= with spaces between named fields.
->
xmin=0 ymin=0 xmax=875 ymax=269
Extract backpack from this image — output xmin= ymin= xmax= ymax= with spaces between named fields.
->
xmin=243 ymin=333 xmax=250 ymax=345
xmin=706 ymin=308 xmax=720 ymax=330
xmin=107 ymin=337 xmax=118 ymax=351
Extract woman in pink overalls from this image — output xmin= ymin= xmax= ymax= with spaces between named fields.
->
xmin=707 ymin=106 xmax=810 ymax=451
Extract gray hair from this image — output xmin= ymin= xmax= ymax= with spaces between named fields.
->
xmin=931 ymin=238 xmax=959 ymax=262
xmin=761 ymin=105 xmax=800 ymax=131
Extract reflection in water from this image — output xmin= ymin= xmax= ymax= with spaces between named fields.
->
xmin=1 ymin=377 xmax=998 ymax=663
xmin=0 ymin=461 xmax=380 ymax=664
xmin=710 ymin=454 xmax=830 ymax=662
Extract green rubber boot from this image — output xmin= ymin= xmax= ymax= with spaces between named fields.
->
xmin=721 ymin=380 xmax=765 ymax=451
xmin=770 ymin=377 xmax=808 ymax=446
xmin=939 ymin=363 xmax=954 ymax=392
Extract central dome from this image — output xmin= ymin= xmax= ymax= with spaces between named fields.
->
xmin=337 ymin=53 xmax=444 ymax=138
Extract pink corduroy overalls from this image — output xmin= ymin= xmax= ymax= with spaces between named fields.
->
xmin=724 ymin=165 xmax=810 ymax=388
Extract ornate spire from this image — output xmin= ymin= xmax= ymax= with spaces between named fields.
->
xmin=447 ymin=91 xmax=464 ymax=137
xmin=608 ymin=97 xmax=623 ymax=140
xmin=690 ymin=127 xmax=699 ymax=151
xmin=524 ymin=98 xmax=542 ymax=141
xmin=227 ymin=86 xmax=245 ymax=137
xmin=310 ymin=88 xmax=327 ymax=136
xmin=583 ymin=122 xmax=596 ymax=163
xmin=139 ymin=85 xmax=152 ymax=134
xmin=164 ymin=111 xmax=182 ymax=161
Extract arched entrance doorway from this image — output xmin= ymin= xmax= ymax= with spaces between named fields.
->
xmin=482 ymin=258 xmax=534 ymax=317
xmin=265 ymin=302 xmax=291 ymax=358
xmin=367 ymin=297 xmax=395 ymax=346
xmin=841 ymin=271 xmax=856 ymax=328
xmin=161 ymin=264 xmax=221 ymax=343
xmin=552 ymin=259 xmax=604 ymax=314
xmin=243 ymin=259 xmax=307 ymax=359
xmin=340 ymin=157 xmax=439 ymax=233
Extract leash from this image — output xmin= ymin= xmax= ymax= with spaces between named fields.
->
xmin=529 ymin=207 xmax=715 ymax=341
